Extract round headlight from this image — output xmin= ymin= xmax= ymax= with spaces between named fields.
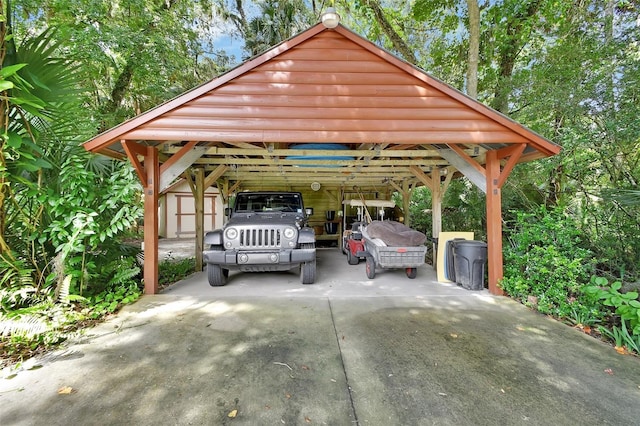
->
xmin=283 ymin=227 xmax=296 ymax=239
xmin=225 ymin=228 xmax=238 ymax=239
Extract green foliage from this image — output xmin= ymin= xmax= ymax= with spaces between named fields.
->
xmin=1 ymin=255 xmax=141 ymax=365
xmin=598 ymin=321 xmax=640 ymax=354
xmin=159 ymin=257 xmax=196 ymax=288
xmin=12 ymin=0 xmax=229 ymax=132
xmin=0 ymin=16 xmax=144 ymax=366
xmin=88 ymin=281 xmax=141 ymax=319
xmin=442 ymin=180 xmax=486 ymax=238
xmin=501 ymin=208 xmax=597 ymax=318
xmin=42 ymin=155 xmax=143 ymax=295
xmin=1 ymin=276 xmax=141 ymax=366
xmin=243 ymin=0 xmax=313 ymax=57
xmin=405 ymin=186 xmax=432 ymax=235
xmin=584 ymin=276 xmax=640 ymax=335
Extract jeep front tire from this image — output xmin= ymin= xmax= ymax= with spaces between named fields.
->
xmin=300 ymin=243 xmax=316 ymax=284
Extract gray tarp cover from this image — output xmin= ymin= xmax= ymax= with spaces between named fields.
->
xmin=365 ymin=220 xmax=427 ymax=247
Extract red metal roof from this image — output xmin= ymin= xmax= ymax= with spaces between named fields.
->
xmin=83 ymin=23 xmax=560 ymax=190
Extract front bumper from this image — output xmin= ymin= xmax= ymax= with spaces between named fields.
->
xmin=204 ymin=247 xmax=315 ymax=269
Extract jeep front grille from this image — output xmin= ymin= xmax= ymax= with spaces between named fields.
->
xmin=240 ymin=229 xmax=282 ymax=248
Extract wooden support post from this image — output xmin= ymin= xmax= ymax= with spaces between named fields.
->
xmin=430 ymin=168 xmax=443 ymax=270
xmin=431 ymin=168 xmax=442 ymax=240
xmin=485 ymin=150 xmax=504 ymax=295
xmin=143 ymin=146 xmax=160 ymax=295
xmin=402 ymin=180 xmax=411 ymax=227
xmin=194 ymin=167 xmax=205 ymax=272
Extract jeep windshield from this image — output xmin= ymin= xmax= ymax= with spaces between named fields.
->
xmin=234 ymin=193 xmax=303 ymax=213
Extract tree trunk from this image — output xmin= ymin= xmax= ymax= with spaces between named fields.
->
xmin=99 ymin=61 xmax=134 ymax=133
xmin=466 ymin=0 xmax=480 ymax=99
xmin=0 ymin=0 xmax=11 ymax=256
xmin=362 ymin=0 xmax=417 ymax=64
xmin=490 ymin=0 xmax=542 ymax=113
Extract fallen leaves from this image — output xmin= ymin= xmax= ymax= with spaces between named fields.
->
xmin=227 ymin=409 xmax=238 ymax=418
xmin=57 ymin=386 xmax=75 ymax=395
xmin=614 ymin=346 xmax=628 ymax=355
xmin=574 ymin=324 xmax=592 ymax=335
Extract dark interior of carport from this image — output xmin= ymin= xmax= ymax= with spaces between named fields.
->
xmin=83 ymin=23 xmax=560 ymax=296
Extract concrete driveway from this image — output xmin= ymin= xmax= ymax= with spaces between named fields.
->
xmin=2 ymin=248 xmax=640 ymax=425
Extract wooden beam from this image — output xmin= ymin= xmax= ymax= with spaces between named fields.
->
xmin=121 ymin=140 xmax=146 ymax=184
xmin=440 ymin=146 xmax=487 ymax=193
xmin=496 ymin=144 xmax=526 ymax=188
xmin=442 ymin=167 xmax=454 ymax=194
xmin=160 ymin=141 xmax=197 ymax=172
xmin=194 ymin=167 xmax=205 ymax=272
xmin=431 ymin=168 xmax=442 ymax=241
xmin=204 ymin=165 xmax=229 ymax=189
xmin=409 ymin=165 xmax=434 ymax=187
xmin=229 ymin=165 xmax=417 ymax=175
xmin=159 ymin=142 xmax=207 ymax=192
xmin=386 ymin=180 xmax=405 ymax=195
xmin=495 ymin=144 xmax=524 ymax=160
xmin=197 ymin=157 xmax=447 ymax=166
xmin=227 ymin=181 xmax=241 ymax=196
xmin=323 ymin=188 xmax=340 ymax=204
xmin=402 ymin=180 xmax=411 ymax=227
xmin=182 ymin=171 xmax=195 ymax=195
xmin=163 ymin=146 xmax=461 ymax=158
xmin=485 ymin=150 xmax=504 ymax=295
xmin=143 ymin=146 xmax=160 ymax=295
xmin=447 ymin=144 xmax=486 ymax=175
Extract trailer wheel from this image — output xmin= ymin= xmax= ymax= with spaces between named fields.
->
xmin=365 ymin=256 xmax=376 ymax=279
xmin=406 ymin=267 xmax=417 ymax=279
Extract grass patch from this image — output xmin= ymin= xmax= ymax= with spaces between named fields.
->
xmin=158 ymin=257 xmax=197 ymax=290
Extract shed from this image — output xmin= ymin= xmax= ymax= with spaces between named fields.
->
xmin=160 ymin=179 xmax=223 ymax=239
xmin=83 ymin=22 xmax=560 ymax=295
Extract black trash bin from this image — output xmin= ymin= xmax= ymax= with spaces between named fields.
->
xmin=445 ymin=238 xmax=466 ymax=282
xmin=453 ymin=240 xmax=488 ymax=290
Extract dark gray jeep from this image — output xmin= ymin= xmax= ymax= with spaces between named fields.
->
xmin=203 ymin=192 xmax=316 ymax=286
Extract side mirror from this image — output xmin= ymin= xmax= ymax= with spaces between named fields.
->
xmin=225 ymin=207 xmax=232 ymax=217
xmin=305 ymin=207 xmax=314 ymax=217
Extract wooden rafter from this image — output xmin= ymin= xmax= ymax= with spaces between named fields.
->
xmin=121 ymin=140 xmax=146 ymax=184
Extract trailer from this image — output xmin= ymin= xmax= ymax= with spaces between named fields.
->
xmin=361 ymin=221 xmax=428 ymax=279
xmin=341 ymin=199 xmax=396 ymax=265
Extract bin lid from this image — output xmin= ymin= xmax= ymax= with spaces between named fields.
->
xmin=453 ymin=240 xmax=487 ymax=247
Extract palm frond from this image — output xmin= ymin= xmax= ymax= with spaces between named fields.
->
xmin=55 ymin=275 xmax=71 ymax=304
xmin=601 ymin=189 xmax=640 ymax=207
xmin=0 ymin=314 xmax=48 ymax=338
xmin=0 ymin=256 xmax=36 ymax=290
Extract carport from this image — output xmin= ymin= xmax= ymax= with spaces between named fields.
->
xmin=83 ymin=22 xmax=560 ymax=296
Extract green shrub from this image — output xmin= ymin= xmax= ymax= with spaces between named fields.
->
xmin=584 ymin=276 xmax=640 ymax=335
xmin=501 ymin=208 xmax=598 ymax=319
xmin=159 ymin=257 xmax=196 ymax=288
